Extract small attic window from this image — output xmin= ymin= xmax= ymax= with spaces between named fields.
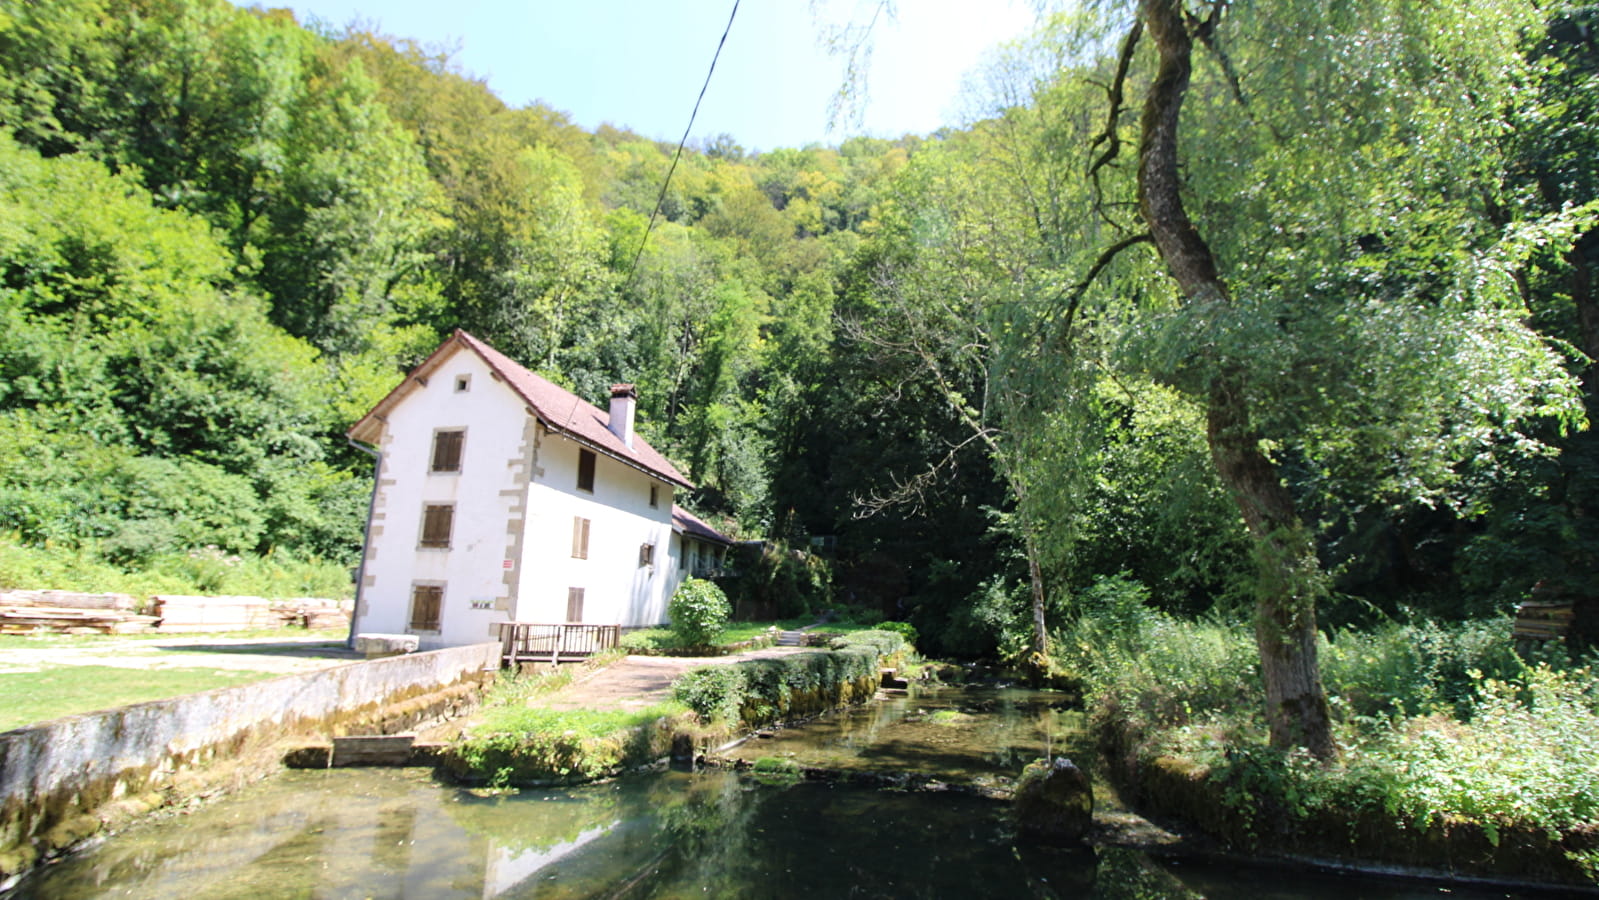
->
xmin=454 ymin=374 xmax=471 ymax=393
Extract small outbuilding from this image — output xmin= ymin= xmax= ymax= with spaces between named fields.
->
xmin=347 ymin=329 xmax=730 ymax=649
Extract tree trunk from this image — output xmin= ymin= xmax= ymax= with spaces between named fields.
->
xmin=1026 ymin=531 xmax=1049 ymax=668
xmin=1135 ymin=0 xmax=1333 ymax=757
xmin=1208 ymin=376 xmax=1334 ymax=756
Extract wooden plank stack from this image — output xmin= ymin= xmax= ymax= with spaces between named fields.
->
xmin=1513 ymin=600 xmax=1575 ymax=641
xmin=0 ymin=590 xmax=159 ymax=635
xmin=153 ymin=595 xmax=351 ymax=632
xmin=0 ymin=590 xmax=350 ymax=635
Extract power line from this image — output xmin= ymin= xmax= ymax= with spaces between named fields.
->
xmin=622 ymin=0 xmax=741 ymax=297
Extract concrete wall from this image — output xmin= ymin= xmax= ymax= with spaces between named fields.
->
xmin=517 ymin=429 xmax=675 ymax=628
xmin=0 ymin=642 xmax=499 ymax=880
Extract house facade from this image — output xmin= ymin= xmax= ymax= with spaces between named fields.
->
xmin=347 ymin=330 xmax=728 ymax=649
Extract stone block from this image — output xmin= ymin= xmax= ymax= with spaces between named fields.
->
xmin=355 ymin=633 xmax=419 ymax=658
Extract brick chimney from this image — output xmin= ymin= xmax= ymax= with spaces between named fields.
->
xmin=608 ymin=384 xmax=637 ymax=449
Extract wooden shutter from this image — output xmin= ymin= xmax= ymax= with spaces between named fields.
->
xmin=571 ymin=516 xmax=590 ymax=559
xmin=577 ymin=449 xmax=596 ymax=492
xmin=420 ymin=504 xmax=454 ymax=548
xmin=565 ymin=587 xmax=585 ymax=622
xmin=431 ymin=430 xmax=464 ymax=472
xmin=409 ymin=584 xmax=443 ymax=630
xmin=639 ymin=543 xmax=654 ymax=567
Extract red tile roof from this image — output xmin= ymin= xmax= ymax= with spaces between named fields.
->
xmin=349 ymin=330 xmax=692 ymax=489
xmin=672 ymin=505 xmax=733 ymax=545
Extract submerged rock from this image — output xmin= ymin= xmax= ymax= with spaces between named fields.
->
xmin=1013 ymin=757 xmax=1093 ymax=844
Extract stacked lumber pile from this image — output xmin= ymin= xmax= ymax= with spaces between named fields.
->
xmin=0 ymin=590 xmax=159 ymax=635
xmin=153 ymin=595 xmax=351 ymax=632
xmin=274 ymin=598 xmax=351 ymax=631
xmin=1513 ymin=600 xmax=1576 ymax=641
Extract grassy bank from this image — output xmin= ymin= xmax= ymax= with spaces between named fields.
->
xmin=1052 ymin=583 xmax=1599 ymax=885
xmin=0 ymin=665 xmax=274 ymax=732
xmin=0 ymin=629 xmax=351 ymax=731
xmin=444 ymin=631 xmax=912 ymax=786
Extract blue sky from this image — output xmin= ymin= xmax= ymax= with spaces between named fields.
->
xmin=274 ymin=0 xmax=1035 ymax=152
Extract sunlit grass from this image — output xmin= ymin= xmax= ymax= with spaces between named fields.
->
xmin=0 ymin=665 xmax=283 ymax=732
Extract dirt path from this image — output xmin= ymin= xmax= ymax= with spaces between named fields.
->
xmin=540 ymin=646 xmax=814 ymax=712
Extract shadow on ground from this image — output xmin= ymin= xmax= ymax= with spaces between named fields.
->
xmin=152 ymin=640 xmax=360 ymax=660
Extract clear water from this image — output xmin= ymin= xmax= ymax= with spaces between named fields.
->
xmin=721 ymin=684 xmax=1090 ymax=788
xmin=10 ymin=686 xmax=1548 ymax=899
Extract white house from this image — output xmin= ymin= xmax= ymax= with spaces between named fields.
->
xmin=347 ymin=330 xmax=730 ymax=649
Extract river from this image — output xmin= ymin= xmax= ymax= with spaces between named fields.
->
xmin=8 ymin=685 xmax=1550 ymax=899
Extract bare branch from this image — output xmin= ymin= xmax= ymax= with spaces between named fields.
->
xmin=853 ymin=429 xmax=996 ymax=518
xmin=1087 ymin=19 xmax=1143 ymax=183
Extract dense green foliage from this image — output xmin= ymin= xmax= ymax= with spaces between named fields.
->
xmin=0 ymin=537 xmax=354 ymax=599
xmin=714 ymin=541 xmax=833 ymax=620
xmin=666 ymin=578 xmax=732 ymax=649
xmin=2 ymin=0 xmax=1597 ymax=744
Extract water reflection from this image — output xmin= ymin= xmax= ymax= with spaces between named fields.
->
xmin=721 ymin=685 xmax=1089 ymax=786
xmin=16 ymin=768 xmax=1541 ymax=900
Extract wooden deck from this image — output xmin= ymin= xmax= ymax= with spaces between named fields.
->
xmin=494 ymin=622 xmax=621 ymax=666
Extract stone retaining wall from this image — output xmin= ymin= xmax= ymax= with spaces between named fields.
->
xmin=0 ymin=642 xmax=499 ymax=881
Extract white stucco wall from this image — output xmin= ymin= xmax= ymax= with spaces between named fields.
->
xmin=354 ymin=350 xmax=530 ymax=649
xmin=516 ymin=430 xmax=676 ymax=627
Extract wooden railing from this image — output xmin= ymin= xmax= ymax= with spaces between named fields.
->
xmin=494 ymin=622 xmax=621 ymax=666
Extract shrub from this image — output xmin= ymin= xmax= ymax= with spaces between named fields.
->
xmin=668 ymin=577 xmax=732 ymax=648
xmin=877 ymin=620 xmax=919 ymax=647
xmin=450 ymin=704 xmax=686 ymax=784
xmin=671 ymin=639 xmax=897 ymax=728
xmin=829 ymin=629 xmax=908 ymax=658
xmin=672 ymin=665 xmax=747 ymax=723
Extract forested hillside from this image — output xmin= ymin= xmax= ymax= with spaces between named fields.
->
xmin=1 ymin=0 xmax=1595 ymax=667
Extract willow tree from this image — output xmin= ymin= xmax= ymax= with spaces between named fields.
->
xmin=1059 ymin=0 xmax=1587 ymax=755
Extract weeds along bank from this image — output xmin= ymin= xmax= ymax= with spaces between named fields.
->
xmin=1053 ymin=582 xmax=1599 ymax=887
xmin=442 ymin=632 xmax=910 ymax=787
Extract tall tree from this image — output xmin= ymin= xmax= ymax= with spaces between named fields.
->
xmin=1068 ymin=0 xmax=1586 ymax=754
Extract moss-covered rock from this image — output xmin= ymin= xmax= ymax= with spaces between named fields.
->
xmin=1013 ymin=757 xmax=1092 ymax=844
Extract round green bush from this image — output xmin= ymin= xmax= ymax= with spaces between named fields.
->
xmin=668 ymin=577 xmax=732 ymax=648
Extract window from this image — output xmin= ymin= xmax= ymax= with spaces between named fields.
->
xmin=649 ymin=484 xmax=659 ymax=508
xmin=639 ymin=542 xmax=655 ymax=567
xmin=409 ymin=584 xmax=443 ymax=631
xmin=566 ymin=587 xmax=585 ymax=622
xmin=571 ymin=516 xmax=590 ymax=559
xmin=431 ymin=429 xmax=464 ymax=473
xmin=577 ymin=448 xmax=596 ymax=492
xmin=679 ymin=540 xmax=689 ymax=571
xmin=420 ymin=503 xmax=454 ymax=548
xmin=454 ymin=374 xmax=471 ymax=393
